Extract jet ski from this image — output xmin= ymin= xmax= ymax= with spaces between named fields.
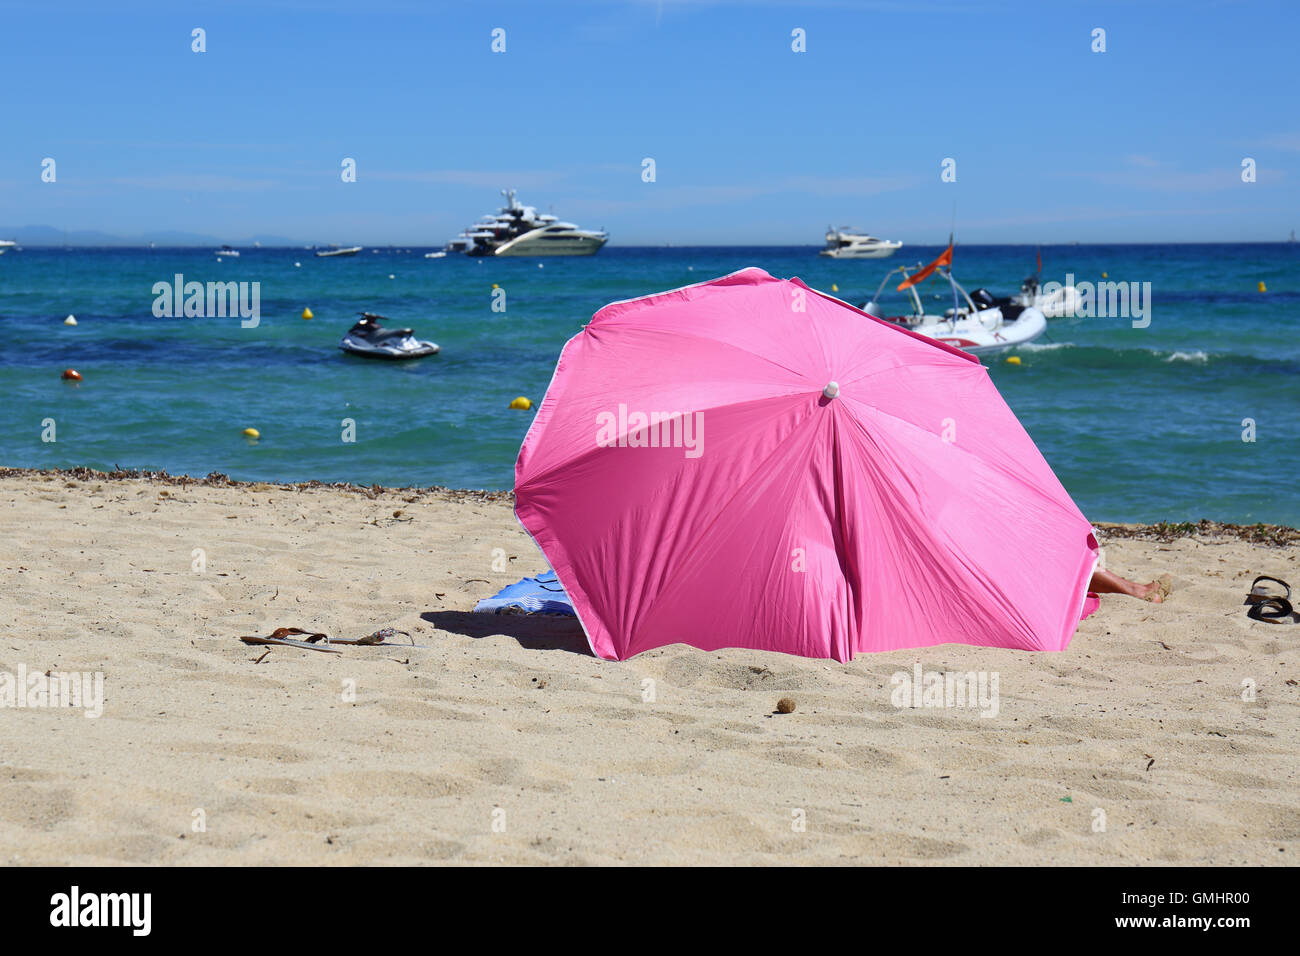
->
xmin=339 ymin=313 xmax=440 ymax=360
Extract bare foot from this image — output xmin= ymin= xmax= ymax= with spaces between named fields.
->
xmin=1138 ymin=580 xmax=1163 ymax=603
xmin=1139 ymin=574 xmax=1173 ymax=603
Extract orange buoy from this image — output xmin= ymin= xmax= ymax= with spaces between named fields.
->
xmin=62 ymin=368 xmax=82 ymax=381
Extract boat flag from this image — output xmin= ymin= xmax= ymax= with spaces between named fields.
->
xmin=897 ymin=239 xmax=954 ymax=291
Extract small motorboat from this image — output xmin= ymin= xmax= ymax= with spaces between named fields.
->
xmin=315 ymin=245 xmax=363 ymax=258
xmin=0 ymin=239 xmax=18 ymax=255
xmin=215 ymin=244 xmax=239 ymax=258
xmin=339 ymin=313 xmax=440 ymax=360
xmin=860 ymin=263 xmax=1045 ymax=356
xmin=424 ymin=250 xmax=447 ymax=259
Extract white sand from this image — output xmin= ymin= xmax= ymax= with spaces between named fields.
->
xmin=2 ymin=473 xmax=1296 ymax=864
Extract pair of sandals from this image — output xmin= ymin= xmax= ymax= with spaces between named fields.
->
xmin=1245 ymin=576 xmax=1298 ymax=624
xmin=238 ymin=626 xmax=419 ymax=653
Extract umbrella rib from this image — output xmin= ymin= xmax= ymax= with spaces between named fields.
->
xmin=827 ymin=409 xmax=859 ymax=659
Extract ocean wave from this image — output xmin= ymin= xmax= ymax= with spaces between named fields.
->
xmin=999 ymin=343 xmax=1285 ymax=370
xmin=1164 ymin=350 xmax=1209 ymax=364
xmin=1015 ymin=341 xmax=1076 ymax=352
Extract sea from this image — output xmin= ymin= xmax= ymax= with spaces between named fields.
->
xmin=2 ymin=243 xmax=1297 ymax=526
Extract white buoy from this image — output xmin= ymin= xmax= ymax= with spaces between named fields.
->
xmin=388 ymin=274 xmax=395 ymax=279
xmin=294 ymin=261 xmax=301 ymax=268
xmin=64 ymin=315 xmax=77 ymax=326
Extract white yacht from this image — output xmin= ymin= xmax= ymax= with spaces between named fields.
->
xmin=0 ymin=239 xmax=18 ymax=255
xmin=449 ymin=190 xmax=607 ymax=257
xmin=215 ymin=244 xmax=240 ymax=258
xmin=315 ymin=245 xmax=363 ymax=258
xmin=820 ymin=227 xmax=902 ymax=259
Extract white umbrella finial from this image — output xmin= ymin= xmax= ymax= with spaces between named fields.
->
xmin=823 ymin=381 xmax=840 ymax=399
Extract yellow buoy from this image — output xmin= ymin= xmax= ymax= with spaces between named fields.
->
xmin=1258 ymin=281 xmax=1267 ymax=293
xmin=1101 ymin=271 xmax=1108 ymax=279
xmin=509 ymin=396 xmax=532 ymax=410
xmin=492 ymin=283 xmax=499 ymax=290
xmin=1005 ymin=356 xmax=1022 ymax=365
xmin=302 ymin=307 xmax=313 ymax=320
xmin=831 ymin=283 xmax=839 ymax=292
xmin=242 ymin=427 xmax=260 ymax=439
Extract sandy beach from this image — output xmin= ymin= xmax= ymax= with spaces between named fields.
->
xmin=1 ymin=470 xmax=1296 ymax=866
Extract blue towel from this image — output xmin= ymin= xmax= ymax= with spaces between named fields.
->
xmin=473 ymin=570 xmax=576 ymax=616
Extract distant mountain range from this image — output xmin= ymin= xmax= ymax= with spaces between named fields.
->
xmin=0 ymin=225 xmax=306 ymax=247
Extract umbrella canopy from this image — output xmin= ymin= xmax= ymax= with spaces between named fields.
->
xmin=515 ymin=268 xmax=1099 ymax=662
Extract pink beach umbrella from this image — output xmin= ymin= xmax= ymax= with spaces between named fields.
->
xmin=514 ymin=268 xmax=1099 ymax=662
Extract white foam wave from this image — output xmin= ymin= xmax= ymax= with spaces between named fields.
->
xmin=1164 ymin=350 xmax=1209 ymax=364
xmin=1016 ymin=341 xmax=1075 ymax=352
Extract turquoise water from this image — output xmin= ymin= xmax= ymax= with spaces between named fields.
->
xmin=2 ymin=244 xmax=1297 ymax=525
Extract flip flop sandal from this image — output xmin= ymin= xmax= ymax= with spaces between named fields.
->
xmin=1247 ymin=596 xmax=1298 ymax=624
xmin=239 ymin=627 xmax=342 ymax=653
xmin=328 ymin=627 xmax=425 ymax=647
xmin=1245 ymin=575 xmax=1290 ymax=605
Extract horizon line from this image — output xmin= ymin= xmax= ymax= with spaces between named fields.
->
xmin=3 ymin=240 xmax=1298 ymax=250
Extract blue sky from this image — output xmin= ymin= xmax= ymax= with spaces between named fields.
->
xmin=1 ymin=0 xmax=1295 ymax=245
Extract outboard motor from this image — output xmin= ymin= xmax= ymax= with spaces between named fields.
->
xmin=969 ymin=288 xmax=998 ymax=311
